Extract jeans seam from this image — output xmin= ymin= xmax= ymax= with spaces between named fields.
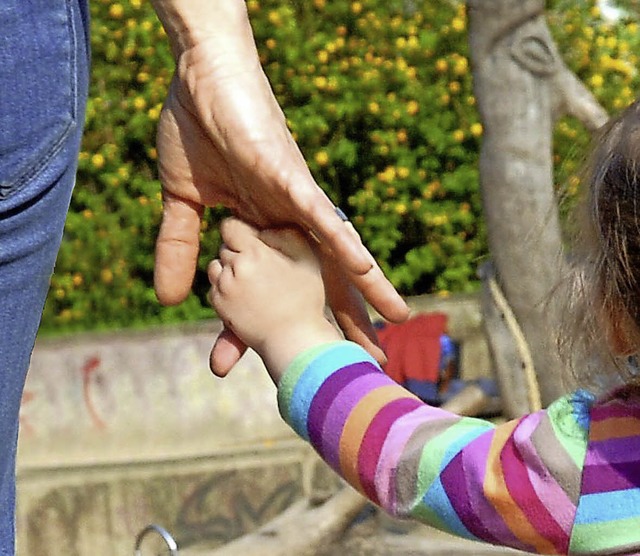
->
xmin=3 ymin=0 xmax=79 ymax=198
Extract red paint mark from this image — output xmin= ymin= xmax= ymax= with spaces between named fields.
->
xmin=19 ymin=390 xmax=35 ymax=436
xmin=82 ymin=356 xmax=107 ymax=429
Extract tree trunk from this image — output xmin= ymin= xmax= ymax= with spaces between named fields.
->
xmin=467 ymin=0 xmax=607 ymax=406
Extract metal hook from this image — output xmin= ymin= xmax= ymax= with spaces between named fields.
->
xmin=134 ymin=524 xmax=179 ymax=555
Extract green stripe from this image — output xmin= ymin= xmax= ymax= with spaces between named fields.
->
xmin=570 ymin=517 xmax=640 ymax=553
xmin=276 ymin=342 xmax=342 ymax=425
xmin=416 ymin=417 xmax=490 ymax=499
xmin=545 ymin=394 xmax=590 ymax=468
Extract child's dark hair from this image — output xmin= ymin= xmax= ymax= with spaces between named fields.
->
xmin=562 ymin=99 xmax=640 ymax=387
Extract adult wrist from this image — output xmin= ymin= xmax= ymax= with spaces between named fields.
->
xmin=151 ymin=0 xmax=250 ymax=59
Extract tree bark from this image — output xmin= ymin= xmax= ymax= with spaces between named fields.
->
xmin=467 ymin=0 xmax=607 ymax=405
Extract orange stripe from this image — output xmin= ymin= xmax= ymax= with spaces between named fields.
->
xmin=590 ymin=416 xmax=640 ymax=441
xmin=339 ymin=385 xmax=411 ymax=493
xmin=483 ymin=420 xmax=557 ymax=554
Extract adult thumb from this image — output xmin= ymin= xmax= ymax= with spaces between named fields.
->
xmin=154 ymin=194 xmax=203 ymax=305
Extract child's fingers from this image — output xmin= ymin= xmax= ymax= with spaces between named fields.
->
xmin=259 ymin=227 xmax=316 ymax=263
xmin=207 ymin=259 xmax=223 ymax=286
xmin=220 ymin=217 xmax=261 ymax=252
xmin=219 ymin=245 xmax=237 ymax=268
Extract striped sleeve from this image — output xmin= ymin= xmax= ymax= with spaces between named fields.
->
xmin=278 ymin=341 xmax=640 ymax=554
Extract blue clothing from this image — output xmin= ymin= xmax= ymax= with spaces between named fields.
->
xmin=0 ymin=1 xmax=90 ymax=552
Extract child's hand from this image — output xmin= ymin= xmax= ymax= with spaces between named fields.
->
xmin=208 ymin=218 xmax=341 ymax=380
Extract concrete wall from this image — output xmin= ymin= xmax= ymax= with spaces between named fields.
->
xmin=16 ymin=294 xmax=489 ymax=555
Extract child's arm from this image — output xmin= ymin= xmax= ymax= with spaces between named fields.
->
xmin=209 ymin=218 xmax=635 ymax=556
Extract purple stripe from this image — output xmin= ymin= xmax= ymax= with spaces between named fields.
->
xmin=359 ymin=397 xmax=423 ymax=505
xmin=320 ymin=372 xmax=395 ymax=472
xmin=307 ymin=362 xmax=375 ymax=451
xmin=591 ymin=402 xmax=640 ymax=421
xmin=582 ymin=461 xmax=640 ymax=494
xmin=442 ymin=451 xmax=503 ymax=545
xmin=585 ymin=435 xmax=640 ymax=465
xmin=444 ymin=431 xmax=530 ymax=550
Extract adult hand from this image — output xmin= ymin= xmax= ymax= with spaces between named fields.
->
xmin=151 ymin=1 xmax=409 ymax=375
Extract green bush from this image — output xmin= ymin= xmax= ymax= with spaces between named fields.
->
xmin=41 ymin=0 xmax=640 ymax=334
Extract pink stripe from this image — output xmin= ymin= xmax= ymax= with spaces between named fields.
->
xmin=591 ymin=401 xmax=640 ymax=421
xmin=359 ymin=398 xmax=423 ymax=505
xmin=374 ymin=405 xmax=454 ymax=512
xmin=502 ymin=430 xmax=569 ymax=552
xmin=513 ymin=413 xmax=575 ymax=535
xmin=321 ymin=373 xmax=391 ymax=472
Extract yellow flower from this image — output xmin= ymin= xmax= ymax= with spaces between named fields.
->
xmin=133 ymin=96 xmax=147 ymax=110
xmin=101 ymin=269 xmax=114 ymax=284
xmin=317 ymin=50 xmax=329 ymax=64
xmin=453 ymin=57 xmax=469 ymax=76
xmin=109 ymin=3 xmax=124 ymax=19
xmin=589 ymin=74 xmax=604 ymax=88
xmin=395 ymin=203 xmax=408 ymax=215
xmin=470 ymin=123 xmax=483 ymax=137
xmin=91 ymin=153 xmax=105 ymax=169
xmin=313 ymin=76 xmax=328 ymax=89
xmin=131 ymin=0 xmax=141 ymax=7
xmin=55 ymin=288 xmax=65 ymax=300
xmin=452 ymin=129 xmax=465 ymax=142
xmin=396 ymin=129 xmax=408 ymax=143
xmin=72 ymin=274 xmax=83 ymax=287
xmin=267 ymin=10 xmax=281 ymax=26
xmin=141 ymin=20 xmax=153 ymax=32
xmin=351 ymin=2 xmax=362 ymax=15
xmin=137 ymin=71 xmax=150 ymax=83
xmin=435 ymin=58 xmax=448 ymax=73
xmin=315 ymin=150 xmax=329 ymax=166
xmin=448 ymin=81 xmax=461 ymax=94
xmin=148 ymin=106 xmax=161 ymax=121
xmin=266 ymin=38 xmax=277 ymax=50
xmin=313 ymin=0 xmax=325 ymax=9
xmin=378 ymin=166 xmax=397 ymax=183
xmin=368 ymin=101 xmax=380 ymax=114
xmin=247 ymin=0 xmax=260 ymax=14
xmin=406 ymin=100 xmax=419 ymax=116
xmin=451 ymin=17 xmax=465 ymax=32
xmin=82 ymin=209 xmax=93 ymax=219
xmin=58 ymin=309 xmax=72 ymax=321
xmin=397 ymin=167 xmax=410 ymax=179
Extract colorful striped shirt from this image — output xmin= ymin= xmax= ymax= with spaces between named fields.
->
xmin=277 ymin=341 xmax=640 ymax=555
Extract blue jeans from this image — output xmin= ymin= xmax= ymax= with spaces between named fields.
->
xmin=0 ymin=0 xmax=89 ymax=552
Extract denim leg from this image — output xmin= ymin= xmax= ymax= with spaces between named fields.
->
xmin=0 ymin=1 xmax=89 ymax=553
